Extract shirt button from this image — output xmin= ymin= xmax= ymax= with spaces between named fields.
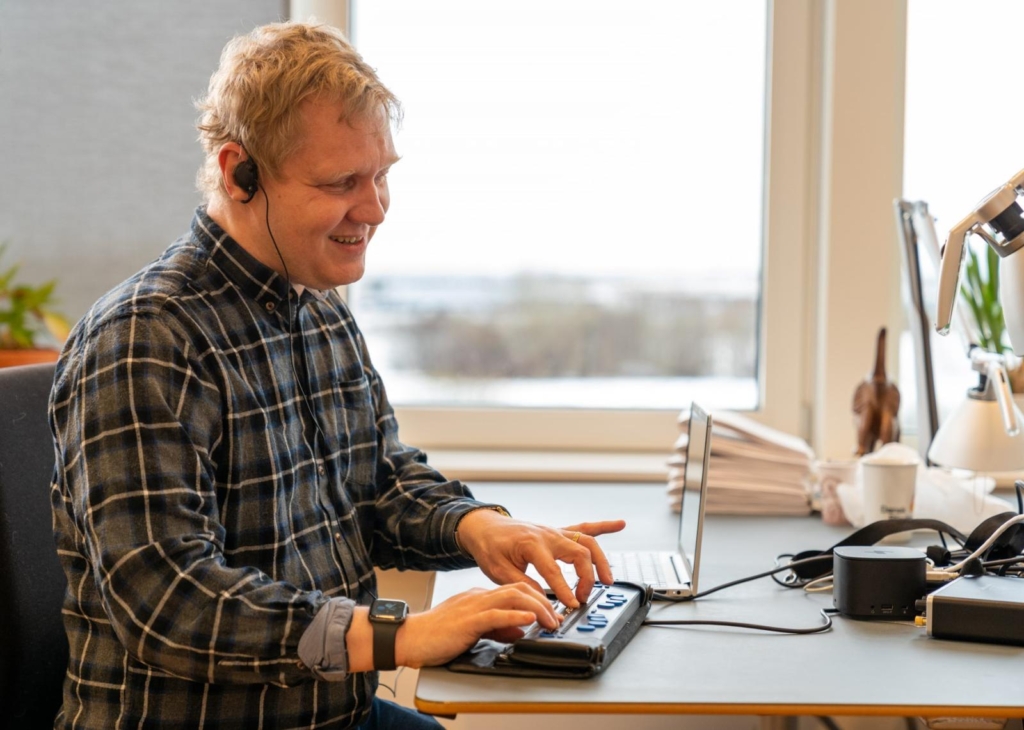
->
xmin=318 ymin=465 xmax=326 ymax=476
xmin=335 ymin=533 xmax=342 ymax=542
xmin=265 ymin=301 xmax=276 ymax=312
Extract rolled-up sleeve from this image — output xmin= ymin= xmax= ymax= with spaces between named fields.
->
xmin=296 ymin=597 xmax=357 ymax=681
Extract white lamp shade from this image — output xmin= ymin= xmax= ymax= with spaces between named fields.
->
xmin=928 ymin=396 xmax=1024 ymax=472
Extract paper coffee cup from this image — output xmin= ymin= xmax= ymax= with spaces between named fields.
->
xmin=860 ymin=446 xmax=918 ymax=543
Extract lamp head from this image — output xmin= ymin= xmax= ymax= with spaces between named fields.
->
xmin=936 ymin=168 xmax=1024 ymax=355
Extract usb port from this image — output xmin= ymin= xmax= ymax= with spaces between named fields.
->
xmin=880 ymin=604 xmax=894 ymax=614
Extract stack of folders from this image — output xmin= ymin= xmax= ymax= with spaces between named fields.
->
xmin=667 ymin=408 xmax=814 ymax=516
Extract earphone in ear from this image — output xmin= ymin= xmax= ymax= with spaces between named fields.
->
xmin=233 ymin=157 xmax=259 ymax=204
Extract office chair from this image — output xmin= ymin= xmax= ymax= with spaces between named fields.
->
xmin=0 ymin=362 xmax=67 ymax=728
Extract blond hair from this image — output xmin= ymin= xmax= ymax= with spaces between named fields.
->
xmin=195 ymin=21 xmax=400 ymax=201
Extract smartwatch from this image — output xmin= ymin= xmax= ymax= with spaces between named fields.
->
xmin=368 ymin=598 xmax=408 ymax=671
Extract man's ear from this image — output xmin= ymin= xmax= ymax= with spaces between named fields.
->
xmin=218 ymin=143 xmax=256 ymax=203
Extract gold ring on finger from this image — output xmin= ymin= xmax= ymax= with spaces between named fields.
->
xmin=571 ymin=531 xmax=582 ymax=543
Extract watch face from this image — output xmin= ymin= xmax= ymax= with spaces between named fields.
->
xmin=371 ymin=599 xmax=408 ymax=622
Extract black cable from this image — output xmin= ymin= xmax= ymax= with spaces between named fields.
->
xmin=261 ymin=187 xmax=377 ymax=603
xmin=653 ymin=554 xmax=831 ymax=602
xmin=764 ymin=526 xmax=968 ymax=591
xmin=981 ymin=556 xmax=1024 ymax=568
xmin=816 ymin=716 xmax=842 ymax=730
xmin=769 ymin=555 xmax=832 ymax=589
xmin=979 ymin=556 xmax=1024 ymax=577
xmin=643 ymin=607 xmax=834 ymax=635
xmin=263 ymin=196 xmax=329 ymax=454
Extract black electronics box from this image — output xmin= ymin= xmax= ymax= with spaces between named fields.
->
xmin=926 ymin=575 xmax=1024 ymax=646
xmin=833 ymin=545 xmax=926 ymax=620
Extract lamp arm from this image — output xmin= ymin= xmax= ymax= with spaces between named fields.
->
xmin=909 ymin=201 xmax=981 ymax=350
xmin=936 ymin=215 xmax=977 ymax=336
xmin=1009 ymin=167 xmax=1024 ymax=193
xmin=985 ymin=358 xmax=1020 ymax=437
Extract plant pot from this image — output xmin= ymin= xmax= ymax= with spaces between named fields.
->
xmin=0 ymin=348 xmax=60 ymax=369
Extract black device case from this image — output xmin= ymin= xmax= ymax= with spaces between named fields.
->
xmin=446 ymin=581 xmax=651 ymax=679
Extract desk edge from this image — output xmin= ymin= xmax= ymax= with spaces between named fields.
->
xmin=413 ymin=698 xmax=1024 ymax=718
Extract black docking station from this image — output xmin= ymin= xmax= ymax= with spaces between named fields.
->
xmin=833 ymin=545 xmax=926 ymax=620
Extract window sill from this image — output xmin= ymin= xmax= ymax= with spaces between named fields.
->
xmin=425 ymin=449 xmax=669 ymax=483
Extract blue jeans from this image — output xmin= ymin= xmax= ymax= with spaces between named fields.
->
xmin=357 ymin=698 xmax=444 ymax=729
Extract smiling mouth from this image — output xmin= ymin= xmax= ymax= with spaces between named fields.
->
xmin=329 ymin=236 xmax=363 ymax=245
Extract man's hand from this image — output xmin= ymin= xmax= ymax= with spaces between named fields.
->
xmin=394 ymin=583 xmax=560 ymax=669
xmin=456 ymin=509 xmax=626 ymax=608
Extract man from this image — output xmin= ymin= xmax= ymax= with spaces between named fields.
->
xmin=49 ymin=21 xmax=624 ymax=730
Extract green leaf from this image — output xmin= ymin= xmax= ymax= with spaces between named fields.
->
xmin=0 ymin=243 xmax=67 ymax=349
xmin=961 ymin=282 xmax=993 ymax=350
xmin=958 ymin=239 xmax=1014 ymax=353
xmin=20 ymin=281 xmax=55 ymax=310
xmin=0 ymin=264 xmax=20 ymax=293
xmin=41 ymin=311 xmax=71 ymax=342
xmin=962 ymin=247 xmax=993 ymax=349
xmin=987 ymin=243 xmax=1000 ymax=303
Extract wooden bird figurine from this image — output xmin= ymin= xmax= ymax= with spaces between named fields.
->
xmin=852 ymin=327 xmax=901 ymax=456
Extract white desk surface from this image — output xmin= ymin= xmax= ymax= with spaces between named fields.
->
xmin=415 ymin=483 xmax=1024 ymax=719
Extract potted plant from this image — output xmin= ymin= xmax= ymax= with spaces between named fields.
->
xmin=960 ymin=240 xmax=1009 ymax=354
xmin=0 ymin=243 xmax=71 ymax=368
xmin=958 ymin=239 xmax=1024 ymax=399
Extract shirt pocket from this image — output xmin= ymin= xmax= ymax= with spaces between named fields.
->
xmin=333 ymin=374 xmax=377 ymax=487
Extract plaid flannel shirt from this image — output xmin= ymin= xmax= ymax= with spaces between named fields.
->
xmin=49 ymin=208 xmax=490 ymax=729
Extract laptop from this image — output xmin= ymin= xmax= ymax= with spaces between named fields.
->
xmin=606 ymin=401 xmax=712 ymax=598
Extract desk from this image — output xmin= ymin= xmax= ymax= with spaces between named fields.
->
xmin=415 ymin=483 xmax=1024 ymax=722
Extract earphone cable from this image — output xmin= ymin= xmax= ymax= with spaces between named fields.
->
xmin=260 ymin=187 xmax=376 ymax=601
xmin=263 ymin=194 xmax=329 ymax=453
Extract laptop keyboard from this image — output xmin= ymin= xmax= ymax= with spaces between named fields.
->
xmin=607 ymin=552 xmax=666 ymax=587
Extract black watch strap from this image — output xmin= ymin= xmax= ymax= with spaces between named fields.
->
xmin=372 ymin=621 xmax=400 ymax=671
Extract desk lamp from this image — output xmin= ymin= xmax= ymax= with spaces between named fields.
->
xmin=927 ymin=350 xmax=1024 ymax=472
xmin=934 ymin=167 xmax=1024 ymax=472
xmin=936 ymin=167 xmax=1024 ymax=357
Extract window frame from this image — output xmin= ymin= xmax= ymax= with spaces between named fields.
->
xmin=295 ymin=0 xmax=908 ymax=460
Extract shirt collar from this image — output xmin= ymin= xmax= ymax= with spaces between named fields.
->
xmin=190 ymin=207 xmax=329 ymax=308
xmin=191 ymin=206 xmax=288 ymax=308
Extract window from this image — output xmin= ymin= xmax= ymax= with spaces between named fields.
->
xmin=348 ymin=1 xmax=803 ymax=452
xmin=901 ymin=0 xmax=1024 ymax=434
xmin=1 ymin=1 xmax=813 ymax=457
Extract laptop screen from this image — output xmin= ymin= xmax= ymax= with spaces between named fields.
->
xmin=677 ymin=402 xmax=712 ymax=590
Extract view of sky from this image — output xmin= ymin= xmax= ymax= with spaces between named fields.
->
xmin=904 ymin=0 xmax=1024 ymax=235
xmin=351 ymin=1 xmax=767 ymax=281
xmin=901 ymin=0 xmax=1024 ymax=427
xmin=344 ymin=1 xmax=1024 ymax=415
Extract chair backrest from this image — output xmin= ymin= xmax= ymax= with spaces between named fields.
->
xmin=0 ymin=362 xmax=67 ymax=728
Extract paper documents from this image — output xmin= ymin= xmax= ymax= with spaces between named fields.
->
xmin=668 ymin=408 xmax=813 ymax=515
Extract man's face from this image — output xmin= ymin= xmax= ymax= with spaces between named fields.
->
xmin=259 ymin=99 xmax=399 ymax=290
